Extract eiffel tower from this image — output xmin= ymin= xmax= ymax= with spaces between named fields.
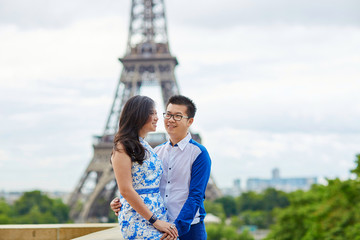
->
xmin=68 ymin=0 xmax=222 ymax=222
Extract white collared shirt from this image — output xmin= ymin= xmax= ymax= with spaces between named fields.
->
xmin=154 ymin=132 xmax=211 ymax=228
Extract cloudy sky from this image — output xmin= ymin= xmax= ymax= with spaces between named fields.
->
xmin=1 ymin=0 xmax=360 ymax=192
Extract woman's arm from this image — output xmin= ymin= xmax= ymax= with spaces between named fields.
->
xmin=112 ymin=146 xmax=178 ymax=238
xmin=112 ymin=148 xmax=154 ymax=219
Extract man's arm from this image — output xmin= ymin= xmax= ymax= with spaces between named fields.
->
xmin=174 ymin=149 xmax=211 ymax=236
xmin=110 ymin=197 xmax=121 ymax=216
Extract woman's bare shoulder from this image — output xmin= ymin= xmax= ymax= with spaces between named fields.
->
xmin=114 ymin=142 xmax=125 ymax=152
xmin=112 ymin=143 xmax=130 ymax=162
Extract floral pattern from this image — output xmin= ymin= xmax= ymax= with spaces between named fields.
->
xmin=118 ymin=138 xmax=168 ymax=239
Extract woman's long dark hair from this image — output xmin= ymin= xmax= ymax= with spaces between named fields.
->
xmin=112 ymin=95 xmax=155 ymax=165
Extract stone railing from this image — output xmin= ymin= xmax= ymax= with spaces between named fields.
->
xmin=0 ymin=223 xmax=119 ymax=240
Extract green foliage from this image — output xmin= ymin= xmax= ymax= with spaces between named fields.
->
xmin=108 ymin=207 xmax=118 ymax=223
xmin=240 ymin=210 xmax=273 ymax=229
xmin=14 ymin=191 xmax=51 ymax=215
xmin=237 ymin=191 xmax=263 ymax=211
xmin=238 ymin=229 xmax=256 ymax=240
xmin=0 ymin=198 xmax=12 ymax=224
xmin=0 ymin=198 xmax=12 ymax=215
xmin=204 ymin=200 xmax=226 ymax=220
xmin=14 ymin=205 xmax=58 ymax=224
xmin=207 ymin=155 xmax=360 ymax=240
xmin=261 ymin=188 xmax=290 ymax=211
xmin=0 ymin=190 xmax=70 ymax=224
xmin=206 ymin=223 xmax=254 ymax=240
xmin=206 ymin=188 xmax=290 ymax=230
xmin=230 ymin=215 xmax=244 ymax=229
xmin=215 ymin=196 xmax=238 ymax=217
xmin=237 ymin=188 xmax=289 ymax=212
xmin=52 ymin=198 xmax=70 ymax=223
xmin=229 ymin=188 xmax=290 ymax=229
xmin=351 ymin=154 xmax=360 ymax=178
xmin=266 ymin=175 xmax=360 ymax=240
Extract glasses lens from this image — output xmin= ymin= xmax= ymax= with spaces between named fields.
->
xmin=163 ymin=113 xmax=170 ymax=119
xmin=174 ymin=115 xmax=183 ymax=121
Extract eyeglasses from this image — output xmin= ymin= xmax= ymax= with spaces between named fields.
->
xmin=163 ymin=113 xmax=190 ymax=121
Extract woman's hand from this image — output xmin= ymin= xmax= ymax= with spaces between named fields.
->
xmin=153 ymin=220 xmax=178 ymax=239
xmin=110 ymin=197 xmax=122 ymax=216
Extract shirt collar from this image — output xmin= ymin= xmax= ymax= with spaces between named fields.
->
xmin=168 ymin=132 xmax=192 ymax=151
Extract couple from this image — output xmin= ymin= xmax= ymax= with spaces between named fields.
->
xmin=110 ymin=95 xmax=211 ymax=240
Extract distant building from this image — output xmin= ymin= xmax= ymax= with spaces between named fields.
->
xmin=0 ymin=190 xmax=70 ymax=204
xmin=221 ymin=178 xmax=242 ymax=197
xmin=0 ymin=191 xmax=23 ymax=204
xmin=246 ymin=168 xmax=317 ymax=192
xmin=46 ymin=191 xmax=71 ymax=203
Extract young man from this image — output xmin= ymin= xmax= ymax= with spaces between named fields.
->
xmin=110 ymin=95 xmax=211 ymax=240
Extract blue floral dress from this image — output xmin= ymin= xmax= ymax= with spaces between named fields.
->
xmin=118 ymin=138 xmax=168 ymax=239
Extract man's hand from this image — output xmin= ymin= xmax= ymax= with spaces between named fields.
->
xmin=160 ymin=232 xmax=178 ymax=240
xmin=110 ymin=197 xmax=122 ymax=216
xmin=153 ymin=221 xmax=178 ymax=240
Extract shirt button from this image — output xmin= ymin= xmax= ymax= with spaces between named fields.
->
xmin=166 ymin=195 xmax=168 ymax=197
xmin=169 ymin=168 xmax=171 ymax=170
xmin=168 ymin=181 xmax=170 ymax=183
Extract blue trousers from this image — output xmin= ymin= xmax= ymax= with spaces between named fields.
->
xmin=179 ymin=222 xmax=207 ymax=240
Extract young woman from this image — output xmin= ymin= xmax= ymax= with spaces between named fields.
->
xmin=111 ymin=95 xmax=178 ymax=239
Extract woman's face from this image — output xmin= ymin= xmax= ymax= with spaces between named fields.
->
xmin=141 ymin=108 xmax=158 ymax=134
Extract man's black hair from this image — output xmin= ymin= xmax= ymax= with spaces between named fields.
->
xmin=166 ymin=95 xmax=197 ymax=118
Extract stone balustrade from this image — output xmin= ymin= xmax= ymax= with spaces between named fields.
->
xmin=0 ymin=223 xmax=119 ymax=240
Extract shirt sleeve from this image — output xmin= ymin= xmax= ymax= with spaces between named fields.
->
xmin=174 ymin=149 xmax=211 ymax=236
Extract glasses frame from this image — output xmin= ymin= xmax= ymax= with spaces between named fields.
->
xmin=163 ymin=112 xmax=190 ymax=121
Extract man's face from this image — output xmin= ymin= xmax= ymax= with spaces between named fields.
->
xmin=164 ymin=103 xmax=193 ymax=138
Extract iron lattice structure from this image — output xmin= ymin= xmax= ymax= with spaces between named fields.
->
xmin=68 ymin=0 xmax=222 ymax=222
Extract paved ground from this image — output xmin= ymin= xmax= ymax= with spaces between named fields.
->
xmin=72 ymin=227 xmax=124 ymax=240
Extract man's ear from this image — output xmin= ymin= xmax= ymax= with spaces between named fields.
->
xmin=187 ymin=118 xmax=194 ymax=127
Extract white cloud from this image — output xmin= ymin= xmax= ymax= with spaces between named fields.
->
xmin=0 ymin=0 xmax=359 ymax=191
xmin=204 ymin=128 xmax=360 ymax=188
xmin=0 ymin=149 xmax=10 ymax=166
xmin=167 ymin=0 xmax=360 ymax=28
xmin=1 ymin=0 xmax=359 ymax=31
xmin=0 ymin=16 xmax=126 ymax=86
xmin=189 ymin=76 xmax=360 ymax=135
xmin=0 ymin=0 xmax=130 ymax=29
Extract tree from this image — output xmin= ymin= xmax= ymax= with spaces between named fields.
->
xmin=230 ymin=215 xmax=244 ymax=229
xmin=265 ymin=155 xmax=360 ymax=240
xmin=14 ymin=191 xmax=53 ymax=216
xmin=108 ymin=208 xmax=118 ymax=223
xmin=206 ymin=223 xmax=254 ymax=240
xmin=237 ymin=191 xmax=263 ymax=212
xmin=0 ymin=198 xmax=12 ymax=224
xmin=236 ymin=189 xmax=289 ymax=213
xmin=6 ymin=190 xmax=71 ymax=224
xmin=215 ymin=196 xmax=238 ymax=217
xmin=240 ymin=210 xmax=272 ymax=229
xmin=262 ymin=188 xmax=289 ymax=211
xmin=231 ymin=188 xmax=290 ymax=229
xmin=351 ymin=154 xmax=360 ymax=178
xmin=204 ymin=200 xmax=226 ymax=220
